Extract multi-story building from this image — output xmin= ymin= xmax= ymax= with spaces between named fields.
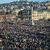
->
xmin=0 ymin=13 xmax=16 ymax=22
xmin=18 ymin=8 xmax=31 ymax=21
xmin=32 ymin=9 xmax=50 ymax=21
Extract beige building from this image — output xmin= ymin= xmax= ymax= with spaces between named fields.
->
xmin=0 ymin=13 xmax=16 ymax=22
xmin=48 ymin=6 xmax=50 ymax=9
xmin=32 ymin=10 xmax=50 ymax=21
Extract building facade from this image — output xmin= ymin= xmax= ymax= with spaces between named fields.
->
xmin=32 ymin=10 xmax=50 ymax=21
xmin=0 ymin=13 xmax=16 ymax=22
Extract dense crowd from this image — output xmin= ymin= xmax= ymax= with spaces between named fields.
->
xmin=0 ymin=20 xmax=50 ymax=50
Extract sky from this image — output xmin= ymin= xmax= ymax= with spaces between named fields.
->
xmin=0 ymin=0 xmax=50 ymax=4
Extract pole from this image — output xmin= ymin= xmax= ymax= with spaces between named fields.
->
xmin=31 ymin=2 xmax=35 ymax=25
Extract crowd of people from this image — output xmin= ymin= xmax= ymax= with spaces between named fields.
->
xmin=0 ymin=20 xmax=50 ymax=50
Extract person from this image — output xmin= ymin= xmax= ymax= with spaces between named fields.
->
xmin=10 ymin=46 xmax=13 ymax=50
xmin=0 ymin=47 xmax=2 ymax=50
